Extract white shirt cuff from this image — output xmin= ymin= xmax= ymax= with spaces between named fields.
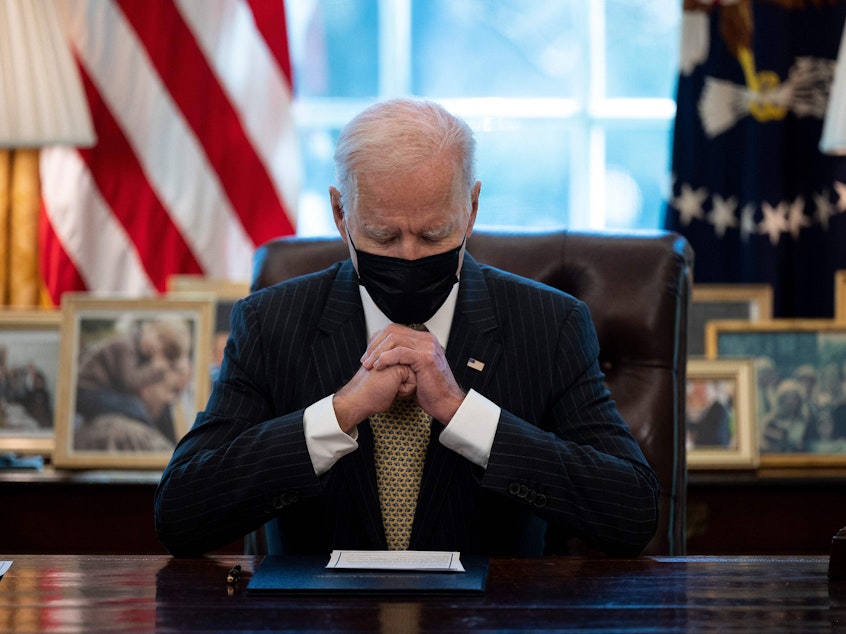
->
xmin=303 ymin=394 xmax=359 ymax=476
xmin=438 ymin=389 xmax=500 ymax=468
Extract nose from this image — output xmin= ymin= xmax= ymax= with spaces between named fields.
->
xmin=395 ymin=236 xmax=424 ymax=261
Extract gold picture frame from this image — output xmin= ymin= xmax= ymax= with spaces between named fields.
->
xmin=52 ymin=295 xmax=214 ymax=469
xmin=706 ymin=319 xmax=846 ymax=467
xmin=166 ymin=275 xmax=250 ymax=382
xmin=686 ymin=358 xmax=758 ymax=469
xmin=0 ymin=309 xmax=62 ymax=455
xmin=165 ymin=275 xmax=250 ymax=300
xmin=834 ymin=270 xmax=846 ymax=322
xmin=689 ymin=284 xmax=773 ymax=357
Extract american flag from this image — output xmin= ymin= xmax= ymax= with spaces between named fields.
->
xmin=39 ymin=0 xmax=298 ymax=304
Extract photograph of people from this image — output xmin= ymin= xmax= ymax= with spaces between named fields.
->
xmin=73 ymin=315 xmax=194 ymax=452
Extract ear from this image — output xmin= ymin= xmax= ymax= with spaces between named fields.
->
xmin=466 ymin=180 xmax=481 ymax=238
xmin=329 ymin=186 xmax=347 ymax=242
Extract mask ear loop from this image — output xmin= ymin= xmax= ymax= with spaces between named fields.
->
xmin=344 ymin=222 xmax=361 ymax=276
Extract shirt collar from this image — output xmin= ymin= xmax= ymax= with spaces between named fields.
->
xmin=359 ymin=282 xmax=458 ymax=349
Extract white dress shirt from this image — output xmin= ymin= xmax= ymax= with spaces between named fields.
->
xmin=302 ymin=282 xmax=501 ymax=475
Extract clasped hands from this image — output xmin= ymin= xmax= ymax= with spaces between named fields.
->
xmin=332 ymin=324 xmax=466 ymax=434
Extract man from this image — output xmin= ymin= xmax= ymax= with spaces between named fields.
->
xmin=154 ymin=98 xmax=659 ymax=558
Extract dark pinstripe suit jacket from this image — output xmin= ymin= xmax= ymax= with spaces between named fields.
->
xmin=155 ymin=254 xmax=659 ymax=557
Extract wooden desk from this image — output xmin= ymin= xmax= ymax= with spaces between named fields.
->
xmin=0 ymin=554 xmax=839 ymax=632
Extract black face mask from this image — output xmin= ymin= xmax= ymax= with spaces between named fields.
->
xmin=349 ymin=234 xmax=462 ymax=324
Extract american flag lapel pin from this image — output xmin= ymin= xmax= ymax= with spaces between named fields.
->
xmin=466 ymin=358 xmax=485 ymax=372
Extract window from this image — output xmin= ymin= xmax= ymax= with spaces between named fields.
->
xmin=285 ymin=0 xmax=681 ymax=235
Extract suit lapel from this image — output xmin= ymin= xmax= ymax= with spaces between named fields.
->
xmin=446 ymin=254 xmax=503 ymax=395
xmin=311 ymin=259 xmax=367 ymax=395
xmin=310 ymin=261 xmax=385 ymax=547
xmin=412 ymin=254 xmax=503 ymax=548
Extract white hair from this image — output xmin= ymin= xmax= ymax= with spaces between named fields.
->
xmin=333 ymin=98 xmax=476 ymax=213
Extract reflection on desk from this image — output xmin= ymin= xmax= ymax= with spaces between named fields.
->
xmin=0 ymin=554 xmax=839 ymax=632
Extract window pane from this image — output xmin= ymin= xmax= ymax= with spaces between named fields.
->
xmin=286 ymin=0 xmax=379 ymax=98
xmin=411 ymin=0 xmax=585 ymax=97
xmin=297 ymin=126 xmax=340 ymax=236
xmin=603 ymin=123 xmax=674 ymax=230
xmin=473 ymin=120 xmax=572 ymax=228
xmin=605 ymin=0 xmax=681 ymax=98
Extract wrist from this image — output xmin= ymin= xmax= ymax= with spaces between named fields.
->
xmin=332 ymin=391 xmax=364 ymax=434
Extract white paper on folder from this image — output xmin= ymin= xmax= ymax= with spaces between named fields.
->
xmin=326 ymin=550 xmax=464 ymax=572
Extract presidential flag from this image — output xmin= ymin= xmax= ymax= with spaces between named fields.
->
xmin=39 ymin=0 xmax=298 ymax=304
xmin=665 ymin=0 xmax=846 ymax=317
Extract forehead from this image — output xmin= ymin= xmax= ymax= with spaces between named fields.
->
xmin=353 ymin=160 xmax=465 ymax=223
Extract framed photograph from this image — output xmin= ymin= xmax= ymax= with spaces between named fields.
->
xmin=689 ymin=284 xmax=773 ymax=357
xmin=686 ymin=358 xmax=758 ymax=469
xmin=52 ymin=295 xmax=214 ymax=469
xmin=706 ymin=319 xmax=846 ymax=467
xmin=0 ymin=310 xmax=62 ymax=455
xmin=166 ymin=275 xmax=250 ymax=381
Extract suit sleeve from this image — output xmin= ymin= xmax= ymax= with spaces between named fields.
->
xmin=480 ymin=300 xmax=660 ymax=556
xmin=154 ymin=298 xmax=324 ymax=557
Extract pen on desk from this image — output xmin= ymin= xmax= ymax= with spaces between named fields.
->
xmin=226 ymin=565 xmax=241 ymax=584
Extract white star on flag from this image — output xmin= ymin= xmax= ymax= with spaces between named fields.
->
xmin=672 ymin=183 xmax=709 ymax=225
xmin=835 ymin=181 xmax=846 ymax=213
xmin=707 ymin=194 xmax=738 ymax=237
xmin=787 ymin=196 xmax=809 ymax=239
xmin=759 ymin=201 xmax=789 ymax=245
xmin=814 ymin=189 xmax=836 ymax=230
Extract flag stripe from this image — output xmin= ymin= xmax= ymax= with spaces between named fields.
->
xmin=118 ymin=0 xmax=293 ymax=247
xmin=38 ymin=203 xmax=86 ymax=306
xmin=246 ymin=0 xmax=292 ymax=84
xmin=176 ymin=0 xmax=299 ymax=231
xmin=40 ymin=147 xmax=156 ymax=298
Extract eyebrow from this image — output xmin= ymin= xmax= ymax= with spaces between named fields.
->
xmin=360 ymin=223 xmax=456 ymax=241
xmin=420 ymin=225 xmax=454 ymax=240
xmin=360 ymin=224 xmax=396 ymax=241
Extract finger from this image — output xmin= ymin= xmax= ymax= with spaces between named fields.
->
xmin=369 ymin=346 xmax=421 ymax=371
xmin=372 ymin=334 xmax=445 ymax=370
xmin=395 ymin=372 xmax=417 ymax=399
xmin=361 ymin=327 xmax=429 ymax=368
xmin=366 ymin=323 xmax=415 ymax=349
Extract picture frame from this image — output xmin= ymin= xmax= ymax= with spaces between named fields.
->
xmin=706 ymin=319 xmax=846 ymax=467
xmin=166 ymin=275 xmax=250 ymax=380
xmin=835 ymin=270 xmax=846 ymax=322
xmin=689 ymin=284 xmax=773 ymax=357
xmin=165 ymin=275 xmax=250 ymax=300
xmin=0 ymin=310 xmax=62 ymax=455
xmin=686 ymin=358 xmax=758 ymax=469
xmin=52 ymin=295 xmax=214 ymax=469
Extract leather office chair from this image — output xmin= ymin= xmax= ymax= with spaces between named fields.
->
xmin=250 ymin=229 xmax=694 ymax=556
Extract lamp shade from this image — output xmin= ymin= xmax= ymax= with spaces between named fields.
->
xmin=0 ymin=0 xmax=95 ymax=147
xmin=821 ymin=20 xmax=846 ymax=156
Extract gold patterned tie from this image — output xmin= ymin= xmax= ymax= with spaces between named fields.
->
xmin=369 ymin=323 xmax=432 ymax=550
